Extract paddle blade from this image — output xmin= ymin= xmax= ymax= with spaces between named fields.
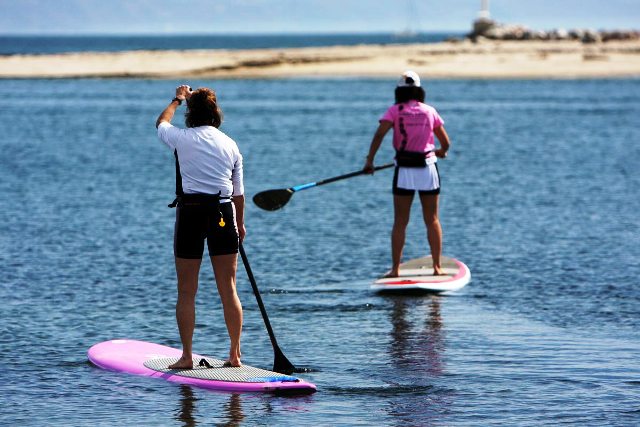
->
xmin=253 ymin=188 xmax=294 ymax=211
xmin=273 ymin=347 xmax=296 ymax=375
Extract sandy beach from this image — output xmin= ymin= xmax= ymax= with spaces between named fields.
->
xmin=1 ymin=39 xmax=640 ymax=79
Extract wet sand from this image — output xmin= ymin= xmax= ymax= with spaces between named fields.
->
xmin=1 ymin=39 xmax=639 ymax=79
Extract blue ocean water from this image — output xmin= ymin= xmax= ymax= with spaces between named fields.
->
xmin=1 ymin=77 xmax=639 ymax=426
xmin=0 ymin=33 xmax=458 ymax=55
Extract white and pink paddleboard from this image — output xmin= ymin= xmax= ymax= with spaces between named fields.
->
xmin=372 ymin=255 xmax=471 ymax=293
xmin=88 ymin=339 xmax=316 ymax=394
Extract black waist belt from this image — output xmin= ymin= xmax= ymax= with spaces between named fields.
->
xmin=394 ymin=150 xmax=433 ymax=168
xmin=168 ymin=193 xmax=232 ymax=208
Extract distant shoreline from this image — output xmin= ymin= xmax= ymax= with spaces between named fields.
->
xmin=0 ymin=32 xmax=460 ymax=56
xmin=1 ymin=39 xmax=640 ymax=80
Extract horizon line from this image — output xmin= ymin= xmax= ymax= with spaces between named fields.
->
xmin=0 ymin=30 xmax=468 ymax=37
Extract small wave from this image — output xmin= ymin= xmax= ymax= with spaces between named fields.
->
xmin=267 ymin=288 xmax=350 ymax=295
xmin=324 ymin=384 xmax=448 ymax=397
xmin=55 ymin=360 xmax=92 ymax=368
xmin=292 ymin=366 xmax=319 ymax=373
xmin=280 ymin=302 xmax=378 ymax=314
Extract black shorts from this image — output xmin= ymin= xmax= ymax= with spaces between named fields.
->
xmin=174 ymin=197 xmax=239 ymax=259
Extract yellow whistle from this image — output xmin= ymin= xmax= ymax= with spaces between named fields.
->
xmin=219 ymin=218 xmax=226 ymax=227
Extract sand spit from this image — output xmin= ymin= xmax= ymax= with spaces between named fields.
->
xmin=1 ymin=39 xmax=640 ymax=79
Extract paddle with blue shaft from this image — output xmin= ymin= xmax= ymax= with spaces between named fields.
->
xmin=253 ymin=162 xmax=394 ymax=211
xmin=239 ymin=242 xmax=300 ymax=375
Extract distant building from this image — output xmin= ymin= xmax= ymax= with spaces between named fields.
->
xmin=477 ymin=0 xmax=490 ymax=19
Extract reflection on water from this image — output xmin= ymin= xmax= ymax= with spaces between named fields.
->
xmin=389 ymin=296 xmax=444 ymax=376
xmin=221 ymin=393 xmax=245 ymax=426
xmin=176 ymin=386 xmax=198 ymax=427
xmin=387 ymin=296 xmax=448 ymax=425
xmin=424 ymin=297 xmax=445 ymax=377
xmin=175 ymin=386 xmax=244 ymax=427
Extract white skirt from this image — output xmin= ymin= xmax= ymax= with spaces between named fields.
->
xmin=394 ymin=157 xmax=440 ymax=193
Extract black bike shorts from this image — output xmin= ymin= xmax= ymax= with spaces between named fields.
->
xmin=174 ymin=200 xmax=239 ymax=259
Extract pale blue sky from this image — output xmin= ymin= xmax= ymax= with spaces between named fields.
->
xmin=1 ymin=0 xmax=638 ymax=35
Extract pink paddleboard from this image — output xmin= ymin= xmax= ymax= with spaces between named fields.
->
xmin=88 ymin=339 xmax=316 ymax=394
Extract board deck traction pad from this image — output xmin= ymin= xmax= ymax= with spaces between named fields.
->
xmin=144 ymin=357 xmax=299 ymax=383
xmin=396 ymin=256 xmax=459 ymax=279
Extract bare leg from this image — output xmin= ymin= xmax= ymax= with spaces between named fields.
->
xmin=419 ymin=193 xmax=444 ymax=275
xmin=389 ymin=194 xmax=414 ymax=277
xmin=211 ymin=253 xmax=243 ymax=367
xmin=169 ymin=257 xmax=202 ymax=369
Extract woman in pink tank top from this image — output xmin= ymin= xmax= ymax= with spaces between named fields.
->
xmin=364 ymin=71 xmax=451 ymax=277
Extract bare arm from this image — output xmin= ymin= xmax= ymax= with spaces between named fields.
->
xmin=433 ymin=125 xmax=451 ymax=158
xmin=363 ymin=120 xmax=393 ymax=173
xmin=155 ymin=85 xmax=192 ymax=128
xmin=155 ymin=100 xmax=180 ymax=129
xmin=233 ymin=195 xmax=246 ymax=242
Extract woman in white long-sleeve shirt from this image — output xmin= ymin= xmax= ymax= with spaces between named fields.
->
xmin=156 ymin=85 xmax=245 ymax=369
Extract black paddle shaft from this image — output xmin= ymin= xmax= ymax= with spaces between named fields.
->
xmin=308 ymin=162 xmax=394 ymax=189
xmin=253 ymin=162 xmax=395 ymax=211
xmin=239 ymin=243 xmax=296 ymax=375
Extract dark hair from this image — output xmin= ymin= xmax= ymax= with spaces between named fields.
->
xmin=394 ymin=86 xmax=425 ymax=104
xmin=185 ymin=88 xmax=223 ymax=128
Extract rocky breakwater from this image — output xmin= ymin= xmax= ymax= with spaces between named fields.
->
xmin=469 ymin=16 xmax=639 ymax=43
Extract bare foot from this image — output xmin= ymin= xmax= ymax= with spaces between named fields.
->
xmin=168 ymin=355 xmax=193 ymax=370
xmin=433 ymin=267 xmax=445 ymax=276
xmin=382 ymin=270 xmax=399 ymax=278
xmin=223 ymin=359 xmax=242 ymax=368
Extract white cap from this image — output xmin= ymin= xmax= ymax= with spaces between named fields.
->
xmin=397 ymin=70 xmax=421 ymax=87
